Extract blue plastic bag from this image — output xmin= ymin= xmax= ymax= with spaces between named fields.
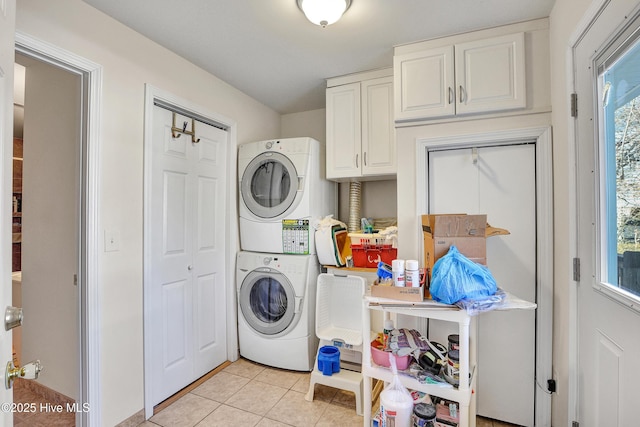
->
xmin=430 ymin=246 xmax=497 ymax=304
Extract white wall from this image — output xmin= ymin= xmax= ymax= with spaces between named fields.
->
xmin=281 ymin=108 xmax=326 ymax=142
xmin=16 ymin=1 xmax=281 ymax=424
xmin=21 ymin=56 xmax=80 ymax=400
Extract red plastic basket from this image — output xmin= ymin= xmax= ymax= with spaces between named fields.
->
xmin=351 ymin=244 xmax=397 ymax=268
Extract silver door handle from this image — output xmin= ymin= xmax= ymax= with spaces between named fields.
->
xmin=5 ymin=306 xmax=23 ymax=331
xmin=364 ymin=152 xmax=367 ymax=166
xmin=459 ymin=85 xmax=465 ymax=103
xmin=355 ymin=154 xmax=359 ymax=168
xmin=448 ymin=87 xmax=454 ymax=104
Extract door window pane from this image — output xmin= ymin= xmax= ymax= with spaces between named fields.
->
xmin=600 ymin=35 xmax=640 ymax=297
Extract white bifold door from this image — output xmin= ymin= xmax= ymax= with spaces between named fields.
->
xmin=428 ymin=144 xmax=536 ymax=426
xmin=149 ymin=105 xmax=228 ymax=405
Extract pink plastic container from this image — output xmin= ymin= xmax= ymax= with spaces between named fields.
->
xmin=370 ymin=341 xmax=412 ymax=370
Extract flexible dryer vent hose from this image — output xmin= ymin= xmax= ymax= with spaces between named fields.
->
xmin=348 ymin=181 xmax=362 ymax=233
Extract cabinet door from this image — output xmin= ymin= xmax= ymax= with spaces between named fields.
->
xmin=455 ymin=32 xmax=526 ymax=115
xmin=394 ymin=46 xmax=455 ymax=121
xmin=361 ymin=76 xmax=395 ymax=176
xmin=326 ymin=82 xmax=361 ymax=179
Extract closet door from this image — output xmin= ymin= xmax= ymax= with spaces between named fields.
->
xmin=429 ymin=143 xmax=536 ymax=426
xmin=149 ymin=106 xmax=228 ymax=405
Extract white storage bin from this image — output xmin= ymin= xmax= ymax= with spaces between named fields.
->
xmin=315 ymin=273 xmax=365 ymax=347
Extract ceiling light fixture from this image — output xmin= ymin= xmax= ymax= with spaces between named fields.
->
xmin=297 ymin=0 xmax=352 ymax=28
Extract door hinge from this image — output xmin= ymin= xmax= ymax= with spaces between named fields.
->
xmin=572 ymin=422 xmax=580 ymax=427
xmin=573 ymin=258 xmax=581 ymax=282
xmin=73 ymin=274 xmax=78 ymax=286
xmin=571 ymin=93 xmax=578 ymax=117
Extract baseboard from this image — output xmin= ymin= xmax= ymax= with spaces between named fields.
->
xmin=15 ymin=378 xmax=74 ymax=406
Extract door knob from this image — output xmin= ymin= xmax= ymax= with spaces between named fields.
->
xmin=187 ymin=265 xmax=193 ymax=271
xmin=5 ymin=360 xmax=43 ymax=389
xmin=5 ymin=306 xmax=23 ymax=331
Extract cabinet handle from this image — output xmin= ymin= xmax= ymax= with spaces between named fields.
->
xmin=448 ymin=87 xmax=453 ymax=104
xmin=459 ymin=85 xmax=465 ymax=103
xmin=364 ymin=152 xmax=367 ymax=166
xmin=355 ymin=154 xmax=359 ymax=168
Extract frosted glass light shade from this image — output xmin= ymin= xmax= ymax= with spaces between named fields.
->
xmin=297 ymin=0 xmax=351 ymax=28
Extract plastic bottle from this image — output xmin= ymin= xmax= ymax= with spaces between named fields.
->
xmin=392 ymin=259 xmax=405 ymax=287
xmin=383 ymin=319 xmax=394 ymax=349
xmin=405 ymin=260 xmax=420 ymax=287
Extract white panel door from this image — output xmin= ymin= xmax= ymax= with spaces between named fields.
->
xmin=429 ymin=144 xmax=536 ymax=426
xmin=573 ymin=4 xmax=640 ymax=427
xmin=0 ymin=1 xmax=16 ymax=425
xmin=150 ymin=106 xmax=227 ymax=405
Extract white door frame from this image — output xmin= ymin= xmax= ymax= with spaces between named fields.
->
xmin=415 ymin=126 xmax=554 ymax=427
xmin=142 ymin=84 xmax=239 ymax=419
xmin=14 ymin=31 xmax=103 ymax=426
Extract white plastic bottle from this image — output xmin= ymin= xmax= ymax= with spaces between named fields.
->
xmin=392 ymin=259 xmax=405 ymax=287
xmin=405 ymin=260 xmax=420 ymax=287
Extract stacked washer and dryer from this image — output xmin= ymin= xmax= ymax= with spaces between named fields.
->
xmin=236 ymin=137 xmax=336 ymax=371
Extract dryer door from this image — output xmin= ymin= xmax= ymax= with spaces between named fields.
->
xmin=240 ymin=152 xmax=301 ymax=219
xmin=239 ymin=268 xmax=299 ymax=336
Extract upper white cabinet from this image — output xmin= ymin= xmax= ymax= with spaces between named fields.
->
xmin=394 ymin=32 xmax=526 ymax=121
xmin=326 ymin=70 xmax=396 ymax=180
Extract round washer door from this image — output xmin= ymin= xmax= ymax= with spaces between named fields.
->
xmin=239 ymin=268 xmax=298 ymax=336
xmin=240 ymin=151 xmax=300 ymax=219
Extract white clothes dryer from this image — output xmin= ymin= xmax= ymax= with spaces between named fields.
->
xmin=238 ymin=137 xmax=336 ymax=254
xmin=236 ymin=251 xmax=319 ymax=371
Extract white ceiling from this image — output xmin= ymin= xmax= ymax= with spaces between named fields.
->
xmin=82 ymin=0 xmax=556 ymax=114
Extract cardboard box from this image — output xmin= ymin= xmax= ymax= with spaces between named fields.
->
xmin=422 ymin=214 xmax=509 ymax=278
xmin=370 ymin=282 xmax=425 ymax=302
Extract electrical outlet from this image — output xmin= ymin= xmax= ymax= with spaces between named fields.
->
xmin=104 ymin=230 xmax=120 ymax=252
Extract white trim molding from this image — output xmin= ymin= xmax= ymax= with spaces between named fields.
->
xmin=415 ymin=126 xmax=554 ymax=427
xmin=15 ymin=31 xmax=103 ymax=427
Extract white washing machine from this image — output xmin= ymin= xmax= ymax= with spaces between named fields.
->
xmin=238 ymin=137 xmax=336 ymax=254
xmin=236 ymin=251 xmax=319 ymax=371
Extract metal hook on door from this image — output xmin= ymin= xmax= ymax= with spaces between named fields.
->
xmin=171 ymin=112 xmax=201 ymax=143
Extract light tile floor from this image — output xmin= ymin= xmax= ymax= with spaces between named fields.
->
xmin=140 ymin=358 xmax=521 ymax=427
